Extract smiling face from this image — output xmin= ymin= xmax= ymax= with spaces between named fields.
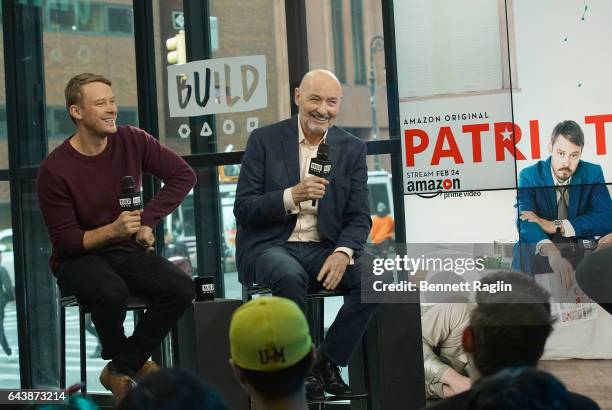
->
xmin=549 ymin=135 xmax=582 ymax=181
xmin=70 ymin=81 xmax=117 ymax=137
xmin=295 ymin=70 xmax=342 ymax=141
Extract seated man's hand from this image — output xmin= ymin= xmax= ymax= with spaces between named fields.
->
xmin=317 ymin=251 xmax=350 ymax=290
xmin=111 ymin=210 xmax=142 ymax=238
xmin=546 ymin=249 xmax=575 ymax=290
xmin=136 ymin=225 xmax=155 ymax=252
xmin=291 ymin=176 xmax=329 ymax=205
xmin=441 ymin=368 xmax=471 ymax=397
xmin=520 ymin=211 xmax=556 ymax=234
xmin=442 ymin=384 xmax=456 ymax=398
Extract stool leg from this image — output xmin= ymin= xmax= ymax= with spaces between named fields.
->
xmin=362 ymin=335 xmax=372 ymax=410
xmin=79 ymin=309 xmax=87 ymax=395
xmin=60 ymin=306 xmax=66 ymax=389
xmin=171 ymin=324 xmax=180 ymax=366
xmin=306 ymin=299 xmax=324 ymax=346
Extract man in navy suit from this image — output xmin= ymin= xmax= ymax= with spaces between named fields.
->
xmin=512 ymin=120 xmax=612 ymax=288
xmin=234 ymin=69 xmax=378 ymax=400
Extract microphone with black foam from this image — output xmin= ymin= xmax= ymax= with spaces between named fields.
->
xmin=118 ymin=176 xmax=142 ymax=212
xmin=308 ymin=143 xmax=332 ymax=206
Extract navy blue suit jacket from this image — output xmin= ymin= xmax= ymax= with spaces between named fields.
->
xmin=234 ymin=116 xmax=372 ymax=286
xmin=512 ymin=157 xmax=612 ymax=274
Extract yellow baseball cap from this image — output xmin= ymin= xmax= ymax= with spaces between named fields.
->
xmin=229 ymin=296 xmax=312 ymax=371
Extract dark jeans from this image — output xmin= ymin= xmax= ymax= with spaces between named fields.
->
xmin=254 ymin=242 xmax=379 ymax=366
xmin=56 ymin=249 xmax=194 ymax=373
xmin=576 ymin=247 xmax=612 ymax=315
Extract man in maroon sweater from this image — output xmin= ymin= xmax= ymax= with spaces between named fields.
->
xmin=37 ymin=73 xmax=197 ymax=401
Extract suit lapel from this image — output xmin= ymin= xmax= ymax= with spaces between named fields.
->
xmin=326 ymin=128 xmax=340 ymax=179
xmin=318 ymin=127 xmax=340 ymax=212
xmin=281 ymin=117 xmax=300 ymax=187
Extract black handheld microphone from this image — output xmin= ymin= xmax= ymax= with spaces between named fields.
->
xmin=308 ymin=143 xmax=332 ymax=206
xmin=118 ymin=176 xmax=142 ymax=211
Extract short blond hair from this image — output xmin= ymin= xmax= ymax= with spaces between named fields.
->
xmin=64 ymin=73 xmax=112 ymax=124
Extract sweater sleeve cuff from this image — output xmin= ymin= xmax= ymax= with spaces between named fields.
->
xmin=141 ymin=213 xmax=159 ymax=230
xmin=65 ymin=230 xmax=86 ymax=254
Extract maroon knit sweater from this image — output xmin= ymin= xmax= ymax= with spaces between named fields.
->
xmin=37 ymin=126 xmax=197 ymax=274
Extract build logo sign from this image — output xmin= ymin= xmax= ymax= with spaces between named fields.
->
xmin=167 ymin=55 xmax=267 ymax=117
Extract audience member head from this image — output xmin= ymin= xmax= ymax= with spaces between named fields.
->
xmin=229 ymin=296 xmax=315 ymax=402
xmin=36 ymin=393 xmax=99 ymax=410
xmin=468 ymin=367 xmax=571 ymax=410
xmin=462 ymin=271 xmax=554 ymax=378
xmin=117 ymin=368 xmax=227 ymax=410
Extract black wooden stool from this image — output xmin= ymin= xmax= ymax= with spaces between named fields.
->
xmin=58 ymin=294 xmax=152 ymax=394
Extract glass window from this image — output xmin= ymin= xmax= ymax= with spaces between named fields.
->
xmin=163 ymin=192 xmax=197 ymax=274
xmin=0 ymin=17 xmax=6 ymax=170
xmin=77 ymin=3 xmax=106 ymax=32
xmin=331 ymin=0 xmax=346 ymax=83
xmin=116 ymin=109 xmax=138 ymax=127
xmin=0 ymin=9 xmax=17 ymax=385
xmin=48 ymin=108 xmax=75 ymax=140
xmin=0 ymin=108 xmax=6 ymax=139
xmin=350 ymin=0 xmax=366 ymax=84
xmin=46 ymin=1 xmax=106 ymax=33
xmin=0 ymin=182 xmax=18 ymax=388
xmin=220 ymin=180 xmax=238 ymax=299
xmin=306 ymin=0 xmax=389 ymax=141
xmin=153 ymin=0 xmax=290 ymax=155
xmin=43 ymin=0 xmax=138 ymax=153
xmin=394 ymin=0 xmax=516 ymax=100
xmin=107 ymin=7 xmax=134 ymax=34
xmin=47 ymin=2 xmax=77 ymax=31
xmin=0 ymin=108 xmax=7 ymax=170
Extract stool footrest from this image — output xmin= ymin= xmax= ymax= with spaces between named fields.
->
xmin=246 ymin=285 xmax=350 ymax=299
xmin=307 ymin=393 xmax=369 ymax=404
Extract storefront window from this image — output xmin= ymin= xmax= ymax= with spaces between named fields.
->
xmin=43 ymin=0 xmax=138 ymax=152
xmin=153 ymin=0 xmax=290 ymax=155
xmin=306 ymin=0 xmax=389 ymax=142
xmin=0 ymin=182 xmax=18 ymax=388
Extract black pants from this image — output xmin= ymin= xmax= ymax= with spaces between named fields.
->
xmin=576 ymin=247 xmax=612 ymax=315
xmin=254 ymin=242 xmax=380 ymax=367
xmin=56 ymin=249 xmax=194 ymax=373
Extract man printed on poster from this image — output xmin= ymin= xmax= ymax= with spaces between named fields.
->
xmin=513 ymin=120 xmax=612 ymax=289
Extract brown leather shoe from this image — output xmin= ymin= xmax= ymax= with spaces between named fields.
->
xmin=136 ymin=360 xmax=160 ymax=381
xmin=99 ymin=363 xmax=136 ymax=403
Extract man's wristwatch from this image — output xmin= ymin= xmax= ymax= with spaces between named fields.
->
xmin=553 ymin=219 xmax=563 ymax=232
